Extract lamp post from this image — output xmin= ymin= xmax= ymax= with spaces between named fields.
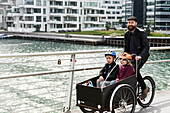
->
xmin=166 ymin=23 xmax=168 ymax=31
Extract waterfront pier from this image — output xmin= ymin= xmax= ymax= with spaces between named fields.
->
xmin=105 ymin=36 xmax=170 ymax=47
xmin=0 ymin=31 xmax=170 ymax=47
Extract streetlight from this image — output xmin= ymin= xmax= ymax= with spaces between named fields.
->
xmin=166 ymin=23 xmax=168 ymax=31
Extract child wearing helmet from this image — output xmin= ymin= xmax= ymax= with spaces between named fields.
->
xmin=116 ymin=52 xmax=135 ymax=82
xmin=96 ymin=50 xmax=119 ymax=87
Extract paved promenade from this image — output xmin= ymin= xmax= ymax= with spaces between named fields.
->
xmin=72 ymin=87 xmax=170 ymax=113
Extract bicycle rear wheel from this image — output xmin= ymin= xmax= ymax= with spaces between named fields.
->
xmin=137 ymin=76 xmax=155 ymax=108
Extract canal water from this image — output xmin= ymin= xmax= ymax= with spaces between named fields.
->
xmin=0 ymin=39 xmax=169 ymax=112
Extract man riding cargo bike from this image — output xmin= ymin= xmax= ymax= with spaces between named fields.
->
xmin=76 ymin=51 xmax=155 ymax=113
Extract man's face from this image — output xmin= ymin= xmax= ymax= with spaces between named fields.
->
xmin=127 ymin=20 xmax=137 ymax=31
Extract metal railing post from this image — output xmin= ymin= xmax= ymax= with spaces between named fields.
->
xmin=63 ymin=54 xmax=75 ymax=113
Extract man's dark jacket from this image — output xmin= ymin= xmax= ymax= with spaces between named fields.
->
xmin=124 ymin=28 xmax=150 ymax=63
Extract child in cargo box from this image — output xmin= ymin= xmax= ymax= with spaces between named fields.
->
xmin=96 ymin=50 xmax=119 ymax=88
xmin=116 ymin=52 xmax=135 ymax=82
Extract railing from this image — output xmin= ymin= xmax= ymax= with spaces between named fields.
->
xmin=0 ymin=47 xmax=170 ymax=113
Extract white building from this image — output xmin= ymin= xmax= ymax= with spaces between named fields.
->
xmin=0 ymin=0 xmax=12 ymax=29
xmin=102 ymin=0 xmax=122 ymax=28
xmin=6 ymin=0 xmax=106 ymax=32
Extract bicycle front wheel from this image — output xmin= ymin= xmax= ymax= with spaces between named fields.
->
xmin=110 ymin=85 xmax=136 ymax=113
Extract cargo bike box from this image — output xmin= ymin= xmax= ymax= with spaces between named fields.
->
xmin=76 ymin=74 xmax=137 ymax=112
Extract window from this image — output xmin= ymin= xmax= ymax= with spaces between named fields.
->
xmin=84 ymin=2 xmax=97 ymax=7
xmin=36 ymin=0 xmax=41 ymax=6
xmin=117 ymin=6 xmax=122 ymax=9
xmin=26 ymin=8 xmax=31 ymax=14
xmin=116 ymin=11 xmax=120 ymax=14
xmin=106 ymin=11 xmax=111 ymax=14
xmin=90 ymin=2 xmax=97 ymax=7
xmin=68 ymin=2 xmax=77 ymax=6
xmin=25 ymin=16 xmax=34 ymax=21
xmin=108 ymin=16 xmax=115 ymax=19
xmin=54 ymin=1 xmax=63 ymax=6
xmin=50 ymin=1 xmax=53 ymax=5
xmin=80 ymin=2 xmax=82 ymax=7
xmin=27 ymin=24 xmax=32 ymax=28
xmin=36 ymin=16 xmax=41 ymax=22
xmin=43 ymin=9 xmax=46 ymax=14
xmin=113 ymin=1 xmax=120 ymax=4
xmin=108 ymin=6 xmax=115 ymax=9
xmin=25 ymin=0 xmax=34 ymax=5
xmin=43 ymin=17 xmax=46 ymax=22
xmin=34 ymin=8 xmax=41 ymax=13
xmin=57 ymin=24 xmax=62 ymax=28
xmin=43 ymin=0 xmax=46 ymax=6
xmin=104 ymin=1 xmax=111 ymax=4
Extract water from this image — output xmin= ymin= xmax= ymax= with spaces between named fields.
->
xmin=0 ymin=39 xmax=169 ymax=112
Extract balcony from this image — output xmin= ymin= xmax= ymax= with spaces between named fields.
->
xmin=156 ymin=12 xmax=170 ymax=15
xmin=50 ymin=12 xmax=66 ymax=16
xmin=86 ymin=13 xmax=101 ymax=17
xmin=155 ymin=18 xmax=170 ymax=22
xmin=83 ymin=20 xmax=99 ymax=24
xmin=64 ymin=20 xmax=77 ymax=24
xmin=48 ymin=20 xmax=62 ymax=24
xmin=1 ymin=1 xmax=10 ymax=5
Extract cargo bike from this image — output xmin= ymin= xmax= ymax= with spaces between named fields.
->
xmin=76 ymin=54 xmax=155 ymax=113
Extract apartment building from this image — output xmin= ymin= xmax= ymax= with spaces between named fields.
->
xmin=6 ymin=0 xmax=106 ymax=32
xmin=146 ymin=0 xmax=170 ymax=30
xmin=102 ymin=0 xmax=122 ymax=28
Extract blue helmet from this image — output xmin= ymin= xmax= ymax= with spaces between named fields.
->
xmin=105 ymin=50 xmax=116 ymax=57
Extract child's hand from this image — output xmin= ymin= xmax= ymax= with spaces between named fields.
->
xmin=99 ymin=76 xmax=104 ymax=82
xmin=116 ymin=78 xmax=119 ymax=83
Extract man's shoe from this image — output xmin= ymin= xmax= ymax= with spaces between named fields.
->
xmin=140 ymin=87 xmax=148 ymax=100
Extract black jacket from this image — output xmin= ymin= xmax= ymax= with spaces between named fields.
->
xmin=124 ymin=28 xmax=150 ymax=63
xmin=99 ymin=62 xmax=119 ymax=81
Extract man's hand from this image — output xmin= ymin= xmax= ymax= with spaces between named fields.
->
xmin=135 ymin=56 xmax=142 ymax=60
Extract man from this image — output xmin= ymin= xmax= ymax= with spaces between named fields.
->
xmin=124 ymin=16 xmax=150 ymax=100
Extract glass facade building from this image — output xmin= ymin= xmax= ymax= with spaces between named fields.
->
xmin=122 ymin=0 xmax=170 ymax=30
xmin=147 ymin=0 xmax=170 ymax=30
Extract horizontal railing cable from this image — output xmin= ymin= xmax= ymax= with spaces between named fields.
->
xmin=0 ymin=66 xmax=103 ymax=79
xmin=0 ymin=59 xmax=169 ymax=80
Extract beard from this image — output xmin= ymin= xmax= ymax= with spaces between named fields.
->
xmin=127 ymin=25 xmax=136 ymax=31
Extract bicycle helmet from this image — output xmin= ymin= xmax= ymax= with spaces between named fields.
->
xmin=119 ymin=52 xmax=132 ymax=60
xmin=105 ymin=50 xmax=116 ymax=57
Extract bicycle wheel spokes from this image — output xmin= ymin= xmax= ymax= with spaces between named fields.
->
xmin=113 ymin=86 xmax=136 ymax=113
